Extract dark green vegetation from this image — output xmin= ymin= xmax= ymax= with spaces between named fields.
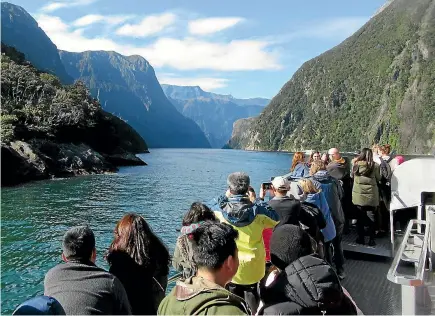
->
xmin=229 ymin=0 xmax=435 ymax=154
xmin=1 ymin=2 xmax=73 ymax=84
xmin=59 ymin=52 xmax=211 ymax=148
xmin=162 ymin=85 xmax=267 ymax=148
xmin=1 ymin=44 xmax=148 ymax=186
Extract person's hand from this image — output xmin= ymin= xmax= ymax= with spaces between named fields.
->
xmin=247 ymin=186 xmax=256 ymax=202
xmin=259 ymin=184 xmax=266 ymax=200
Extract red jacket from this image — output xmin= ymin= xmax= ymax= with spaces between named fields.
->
xmin=263 ymin=228 xmax=273 ymax=262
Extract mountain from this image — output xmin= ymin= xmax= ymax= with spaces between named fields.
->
xmin=162 ymin=84 xmax=268 ymax=148
xmin=161 ymin=84 xmax=270 ymax=106
xmin=1 ymin=2 xmax=73 ymax=84
xmin=59 ymin=52 xmax=211 ymax=148
xmin=229 ymin=0 xmax=435 ymax=154
xmin=1 ymin=44 xmax=148 ymax=186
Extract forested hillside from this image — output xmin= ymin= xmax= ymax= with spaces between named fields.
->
xmin=1 ymin=44 xmax=148 ymax=185
xmin=229 ymin=0 xmax=435 ymax=154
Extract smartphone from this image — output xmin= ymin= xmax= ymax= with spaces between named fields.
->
xmin=262 ymin=182 xmax=272 ymax=190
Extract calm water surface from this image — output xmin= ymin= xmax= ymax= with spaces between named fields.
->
xmin=1 ymin=149 xmax=293 ymax=313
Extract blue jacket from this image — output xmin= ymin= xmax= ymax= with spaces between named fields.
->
xmin=287 ymin=162 xmax=310 ymax=179
xmin=207 ymin=195 xmax=279 ymax=284
xmin=304 ymin=192 xmax=336 ymax=242
xmin=311 ymin=171 xmax=345 ymax=234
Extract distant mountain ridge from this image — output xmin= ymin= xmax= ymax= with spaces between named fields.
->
xmin=59 ymin=51 xmax=211 ymax=148
xmin=161 ymin=84 xmax=270 ymax=107
xmin=229 ymin=0 xmax=435 ymax=154
xmin=162 ymin=84 xmax=269 ymax=148
xmin=1 ymin=2 xmax=73 ymax=84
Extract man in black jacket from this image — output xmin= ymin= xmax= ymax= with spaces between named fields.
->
xmin=257 ymin=225 xmax=358 ymax=315
xmin=263 ymin=176 xmax=324 ymax=240
xmin=44 ymin=226 xmax=131 ymax=315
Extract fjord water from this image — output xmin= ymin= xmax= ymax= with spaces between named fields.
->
xmin=1 ymin=149 xmax=292 ymax=313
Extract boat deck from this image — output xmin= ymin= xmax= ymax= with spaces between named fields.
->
xmin=341 ymin=251 xmax=402 ymax=315
xmin=342 ymin=247 xmax=434 ymax=315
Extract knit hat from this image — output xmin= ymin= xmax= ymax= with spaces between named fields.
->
xmin=13 ymin=296 xmax=65 ymax=315
xmin=270 ymin=224 xmax=313 ymax=270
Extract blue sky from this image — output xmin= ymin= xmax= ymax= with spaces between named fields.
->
xmin=8 ymin=0 xmax=386 ymax=98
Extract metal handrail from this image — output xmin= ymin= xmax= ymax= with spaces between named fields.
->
xmin=387 ymin=219 xmax=430 ymax=286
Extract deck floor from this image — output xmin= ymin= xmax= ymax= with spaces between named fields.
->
xmin=341 ymin=251 xmax=402 ymax=315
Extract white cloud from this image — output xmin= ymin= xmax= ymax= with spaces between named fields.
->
xmin=36 ymin=14 xmax=120 ymax=52
xmin=72 ymin=14 xmax=133 ymax=27
xmin=37 ymin=14 xmax=69 ymax=33
xmin=158 ymin=75 xmax=229 ymax=91
xmin=40 ymin=0 xmax=97 ymax=13
xmin=188 ymin=17 xmax=244 ymax=35
xmin=131 ymin=38 xmax=280 ymax=71
xmin=36 ymin=14 xmax=281 ymax=71
xmin=115 ymin=13 xmax=176 ymax=37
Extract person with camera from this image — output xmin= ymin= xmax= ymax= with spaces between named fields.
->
xmin=207 ymin=172 xmax=279 ymax=312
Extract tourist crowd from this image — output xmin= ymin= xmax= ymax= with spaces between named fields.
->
xmin=13 ymin=146 xmax=404 ymax=315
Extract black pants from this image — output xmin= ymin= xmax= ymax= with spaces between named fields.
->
xmin=356 ymin=205 xmax=376 ymax=240
xmin=226 ymin=282 xmax=259 ymax=313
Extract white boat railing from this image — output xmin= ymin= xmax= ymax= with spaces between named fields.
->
xmin=387 ymin=205 xmax=434 ymax=315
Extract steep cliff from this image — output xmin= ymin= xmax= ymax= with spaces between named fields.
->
xmin=230 ymin=0 xmax=435 ymax=154
xmin=60 ymin=51 xmax=211 ymax=148
xmin=162 ymin=84 xmax=267 ymax=148
xmin=1 ymin=2 xmax=73 ymax=84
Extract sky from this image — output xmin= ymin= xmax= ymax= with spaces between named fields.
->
xmin=7 ymin=0 xmax=387 ymax=98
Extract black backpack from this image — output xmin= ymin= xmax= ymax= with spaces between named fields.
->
xmin=380 ymin=157 xmax=393 ymax=185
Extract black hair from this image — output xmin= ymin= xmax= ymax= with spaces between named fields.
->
xmin=62 ymin=226 xmax=95 ymax=260
xmin=353 ymin=147 xmax=375 ymax=176
xmin=182 ymin=202 xmax=216 ymax=226
xmin=191 ymin=222 xmax=238 ymax=270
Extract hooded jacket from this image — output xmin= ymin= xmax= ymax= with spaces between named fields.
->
xmin=352 ymin=161 xmax=381 ymax=207
xmin=327 ymin=157 xmax=350 ymax=181
xmin=208 ymin=195 xmax=279 ymax=285
xmin=312 ymin=170 xmax=345 ymax=234
xmin=158 ymin=276 xmax=249 ymax=315
xmin=304 ymin=191 xmax=336 ymax=242
xmin=258 ymin=255 xmax=357 ymax=315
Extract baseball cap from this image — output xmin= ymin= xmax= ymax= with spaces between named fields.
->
xmin=272 ymin=176 xmax=290 ymax=190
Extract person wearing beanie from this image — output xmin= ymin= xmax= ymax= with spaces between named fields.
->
xmin=257 ymin=225 xmax=358 ymax=315
xmin=13 ymin=296 xmax=65 ymax=315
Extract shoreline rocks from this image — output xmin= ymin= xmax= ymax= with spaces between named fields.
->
xmin=1 ymin=139 xmax=147 ymax=187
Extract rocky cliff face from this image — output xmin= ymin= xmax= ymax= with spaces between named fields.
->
xmin=1 ymin=2 xmax=73 ymax=84
xmin=59 ymin=52 xmax=211 ymax=148
xmin=162 ymin=84 xmax=267 ymax=148
xmin=230 ymin=0 xmax=435 ymax=154
xmin=1 ymin=44 xmax=147 ymax=186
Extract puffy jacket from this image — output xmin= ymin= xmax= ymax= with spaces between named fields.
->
xmin=258 ymin=255 xmax=357 ymax=315
xmin=208 ymin=195 xmax=279 ymax=285
xmin=288 ymin=162 xmax=310 ymax=178
xmin=312 ymin=170 xmax=345 ymax=234
xmin=158 ymin=276 xmax=249 ymax=315
xmin=304 ymin=192 xmax=336 ymax=242
xmin=352 ymin=161 xmax=381 ymax=207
